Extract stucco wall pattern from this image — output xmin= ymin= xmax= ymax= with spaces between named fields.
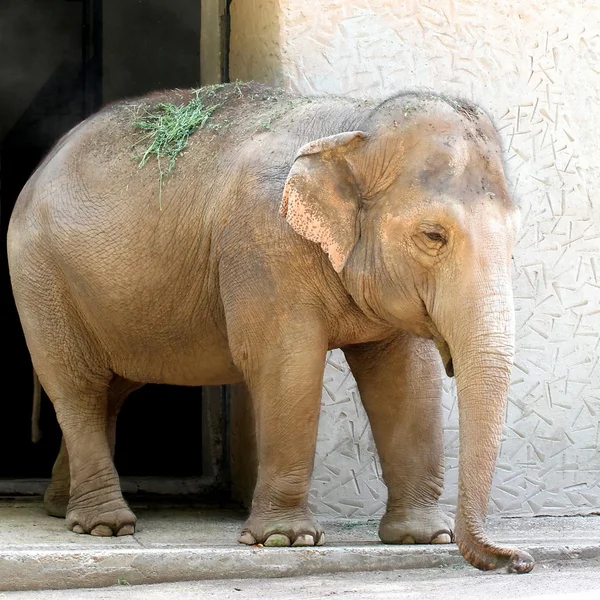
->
xmin=232 ymin=1 xmax=600 ymax=517
xmin=229 ymin=0 xmax=282 ymax=84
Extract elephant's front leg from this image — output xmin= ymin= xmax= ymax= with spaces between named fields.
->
xmin=344 ymin=332 xmax=454 ymax=545
xmin=234 ymin=322 xmax=327 ymax=548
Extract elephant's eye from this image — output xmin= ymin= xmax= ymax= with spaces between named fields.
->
xmin=424 ymin=231 xmax=446 ymax=244
xmin=414 ymin=225 xmax=448 ymax=256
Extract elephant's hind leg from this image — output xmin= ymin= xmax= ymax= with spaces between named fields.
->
xmin=43 ymin=377 xmax=142 ymax=519
xmin=344 ymin=332 xmax=454 ymax=545
xmin=21 ymin=311 xmax=134 ymax=534
xmin=43 ymin=437 xmax=70 ymax=518
xmin=51 ymin=368 xmax=136 ymax=537
xmin=11 ymin=233 xmax=135 ymax=535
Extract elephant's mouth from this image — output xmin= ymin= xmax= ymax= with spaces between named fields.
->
xmin=430 ymin=329 xmax=454 ymax=378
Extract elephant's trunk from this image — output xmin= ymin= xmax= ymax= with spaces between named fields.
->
xmin=433 ymin=267 xmax=535 ymax=573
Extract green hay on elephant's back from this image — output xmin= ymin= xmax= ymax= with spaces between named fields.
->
xmin=134 ymin=91 xmax=221 ymax=173
xmin=132 ymin=89 xmax=222 ymax=206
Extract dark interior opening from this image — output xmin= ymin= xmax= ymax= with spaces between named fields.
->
xmin=0 ymin=0 xmax=225 ymax=487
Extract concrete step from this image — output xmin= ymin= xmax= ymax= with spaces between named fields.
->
xmin=1 ymin=499 xmax=598 ymax=591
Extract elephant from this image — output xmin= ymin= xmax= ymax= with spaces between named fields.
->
xmin=7 ymin=82 xmax=533 ymax=572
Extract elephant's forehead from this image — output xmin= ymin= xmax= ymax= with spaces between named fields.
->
xmin=421 ymin=135 xmax=471 ymax=177
xmin=405 ymin=108 xmax=496 ymax=151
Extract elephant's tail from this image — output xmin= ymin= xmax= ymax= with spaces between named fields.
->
xmin=32 ymin=370 xmax=42 ymax=443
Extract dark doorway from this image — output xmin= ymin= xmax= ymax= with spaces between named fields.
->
xmin=1 ymin=0 xmax=227 ymax=491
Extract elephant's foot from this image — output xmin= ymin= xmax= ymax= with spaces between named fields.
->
xmin=379 ymin=506 xmax=454 ymax=545
xmin=66 ymin=495 xmax=136 ymax=536
xmin=238 ymin=509 xmax=325 ymax=547
xmin=43 ymin=478 xmax=70 ymax=518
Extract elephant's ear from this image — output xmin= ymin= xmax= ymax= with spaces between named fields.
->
xmin=280 ymin=131 xmax=368 ymax=273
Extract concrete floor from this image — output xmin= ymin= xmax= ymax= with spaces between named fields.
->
xmin=2 ymin=561 xmax=599 ymax=600
xmin=0 ymin=498 xmax=598 ymax=592
xmin=2 ymin=498 xmax=597 ymax=548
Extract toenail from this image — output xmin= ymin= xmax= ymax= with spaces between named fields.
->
xmin=117 ymin=524 xmax=135 ymax=536
xmin=91 ymin=524 xmax=113 ymax=536
xmin=238 ymin=532 xmax=257 ymax=545
xmin=264 ymin=533 xmax=291 ymax=547
xmin=292 ymin=534 xmax=314 ymax=546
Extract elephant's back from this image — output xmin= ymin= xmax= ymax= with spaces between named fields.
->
xmin=7 ymin=89 xmax=252 ymax=327
xmin=10 ymin=86 xmax=252 ymax=238
xmin=8 ymin=82 xmax=368 ymax=283
xmin=12 ymin=82 xmax=364 ymax=228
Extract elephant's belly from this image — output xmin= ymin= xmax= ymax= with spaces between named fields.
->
xmin=114 ymin=346 xmax=244 ymax=387
xmin=106 ymin=324 xmax=244 ymax=387
xmin=160 ymin=346 xmax=244 ymax=387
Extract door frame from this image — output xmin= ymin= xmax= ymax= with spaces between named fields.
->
xmin=1 ymin=0 xmax=234 ymax=501
xmin=200 ymin=0 xmax=230 ymax=84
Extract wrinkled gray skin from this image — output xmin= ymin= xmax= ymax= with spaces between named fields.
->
xmin=7 ymin=82 xmax=533 ymax=572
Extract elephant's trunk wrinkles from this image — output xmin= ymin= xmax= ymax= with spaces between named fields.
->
xmin=434 ymin=269 xmax=535 ymax=573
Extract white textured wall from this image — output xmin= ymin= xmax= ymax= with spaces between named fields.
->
xmin=230 ymin=0 xmax=600 ymax=517
xmin=229 ymin=0 xmax=281 ymax=83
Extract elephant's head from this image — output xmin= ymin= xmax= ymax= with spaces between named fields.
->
xmin=280 ymin=93 xmax=534 ymax=573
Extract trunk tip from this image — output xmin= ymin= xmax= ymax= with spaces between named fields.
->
xmin=507 ymin=549 xmax=535 ymax=574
